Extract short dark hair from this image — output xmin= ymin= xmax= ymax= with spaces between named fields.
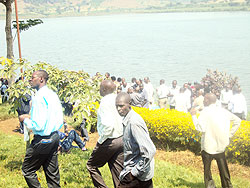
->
xmin=37 ymin=70 xmax=49 ymax=82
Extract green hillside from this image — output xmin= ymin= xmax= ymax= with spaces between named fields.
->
xmin=0 ymin=0 xmax=250 ymax=18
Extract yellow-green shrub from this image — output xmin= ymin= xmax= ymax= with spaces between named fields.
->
xmin=133 ymin=107 xmax=250 ymax=166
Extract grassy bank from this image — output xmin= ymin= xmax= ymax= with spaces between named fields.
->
xmin=0 ymin=103 xmax=17 ymax=121
xmin=0 ymin=131 xmax=249 ymax=188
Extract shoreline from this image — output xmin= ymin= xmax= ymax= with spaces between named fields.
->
xmin=0 ymin=6 xmax=249 ymax=20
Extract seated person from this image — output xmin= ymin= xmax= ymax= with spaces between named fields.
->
xmin=58 ymin=130 xmax=87 ymax=153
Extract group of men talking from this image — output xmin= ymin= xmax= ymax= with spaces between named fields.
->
xmin=19 ymin=70 xmax=242 ymax=188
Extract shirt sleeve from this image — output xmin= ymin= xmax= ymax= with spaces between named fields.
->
xmin=130 ymin=121 xmax=156 ymax=178
xmin=24 ymin=96 xmax=48 ymax=132
xmin=97 ymin=102 xmax=115 ymax=142
xmin=192 ymin=114 xmax=206 ymax=132
xmin=228 ymin=112 xmax=241 ymax=138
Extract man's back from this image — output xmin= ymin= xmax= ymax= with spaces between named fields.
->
xmin=197 ymin=104 xmax=240 ymax=154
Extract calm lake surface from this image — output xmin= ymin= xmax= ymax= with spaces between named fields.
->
xmin=0 ymin=12 xmax=250 ymax=109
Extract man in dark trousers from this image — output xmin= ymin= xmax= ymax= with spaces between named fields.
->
xmin=191 ymin=93 xmax=241 ymax=188
xmin=19 ymin=70 xmax=63 ymax=188
xmin=115 ymin=92 xmax=156 ymax=188
xmin=87 ymin=80 xmax=124 ymax=188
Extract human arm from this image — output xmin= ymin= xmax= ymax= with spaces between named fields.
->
xmin=23 ymin=96 xmax=49 ymax=132
xmin=191 ymin=108 xmax=206 ymax=132
xmin=229 ymin=112 xmax=241 ymax=138
xmin=130 ymin=121 xmax=156 ymax=178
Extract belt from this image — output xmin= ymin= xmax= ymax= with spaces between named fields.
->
xmin=34 ymin=131 xmax=57 ymax=139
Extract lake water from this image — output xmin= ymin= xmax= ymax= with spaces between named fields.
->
xmin=0 ymin=12 xmax=250 ymax=109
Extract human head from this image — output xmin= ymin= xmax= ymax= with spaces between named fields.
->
xmin=139 ymin=84 xmax=144 ymax=92
xmin=172 ymin=80 xmax=177 ymax=88
xmin=121 ymin=78 xmax=125 ymax=83
xmin=203 ymin=93 xmax=217 ymax=107
xmin=136 ymin=79 xmax=141 ymax=85
xmin=232 ymin=85 xmax=239 ymax=95
xmin=144 ymin=77 xmax=149 ymax=84
xmin=131 ymin=77 xmax=136 ymax=83
xmin=117 ymin=77 xmax=122 ymax=83
xmin=29 ymin=70 xmax=48 ymax=90
xmin=183 ymin=83 xmax=188 ymax=88
xmin=127 ymin=87 xmax=133 ymax=94
xmin=111 ymin=76 xmax=116 ymax=82
xmin=122 ymin=81 xmax=127 ymax=87
xmin=99 ymin=80 xmax=116 ymax=97
xmin=105 ymin=72 xmax=110 ymax=79
xmin=160 ymin=79 xmax=165 ymax=85
xmin=116 ymin=92 xmax=131 ymax=117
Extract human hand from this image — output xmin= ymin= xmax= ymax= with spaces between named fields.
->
xmin=190 ymin=108 xmax=197 ymax=116
xmin=19 ymin=114 xmax=30 ymax=122
xmin=129 ymin=172 xmax=135 ymax=180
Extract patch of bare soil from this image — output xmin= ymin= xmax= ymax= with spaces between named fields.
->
xmin=1 ymin=118 xmax=249 ymax=180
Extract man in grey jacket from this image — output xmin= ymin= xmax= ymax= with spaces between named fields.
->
xmin=115 ymin=92 xmax=156 ymax=188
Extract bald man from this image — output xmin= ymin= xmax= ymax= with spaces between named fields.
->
xmin=87 ymin=80 xmax=124 ymax=188
xmin=191 ymin=93 xmax=241 ymax=188
xmin=116 ymin=92 xmax=156 ymax=188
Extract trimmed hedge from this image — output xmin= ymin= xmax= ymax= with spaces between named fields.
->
xmin=133 ymin=107 xmax=250 ymax=166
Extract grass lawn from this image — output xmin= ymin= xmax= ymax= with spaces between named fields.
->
xmin=0 ymin=131 xmax=250 ymax=188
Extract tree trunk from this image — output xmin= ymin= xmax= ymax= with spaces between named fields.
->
xmin=5 ymin=0 xmax=14 ymax=59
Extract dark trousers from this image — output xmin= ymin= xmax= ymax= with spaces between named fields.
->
xmin=170 ymin=105 xmax=175 ymax=109
xmin=22 ymin=132 xmax=61 ymax=188
xmin=233 ymin=112 xmax=244 ymax=120
xmin=87 ymin=136 xmax=124 ymax=188
xmin=118 ymin=173 xmax=153 ymax=188
xmin=61 ymin=130 xmax=85 ymax=152
xmin=201 ymin=150 xmax=233 ymax=188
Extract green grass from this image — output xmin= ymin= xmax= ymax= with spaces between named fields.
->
xmin=0 ymin=131 xmax=250 ymax=188
xmin=0 ymin=103 xmax=17 ymax=121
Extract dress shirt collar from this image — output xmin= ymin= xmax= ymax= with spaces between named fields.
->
xmin=122 ymin=109 xmax=134 ymax=127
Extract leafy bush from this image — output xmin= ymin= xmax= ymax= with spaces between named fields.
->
xmin=0 ymin=58 xmax=102 ymax=131
xmin=134 ymin=107 xmax=250 ymax=166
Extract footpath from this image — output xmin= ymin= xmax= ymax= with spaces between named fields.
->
xmin=0 ymin=118 xmax=249 ymax=180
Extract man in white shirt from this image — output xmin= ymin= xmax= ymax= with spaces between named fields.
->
xmin=87 ymin=80 xmax=124 ymax=188
xmin=191 ymin=93 xmax=241 ymax=188
xmin=220 ymin=84 xmax=233 ymax=109
xmin=156 ymin=79 xmax=169 ymax=109
xmin=174 ymin=87 xmax=190 ymax=113
xmin=144 ymin=77 xmax=155 ymax=106
xmin=168 ymin=80 xmax=180 ymax=109
xmin=228 ymin=86 xmax=247 ymax=120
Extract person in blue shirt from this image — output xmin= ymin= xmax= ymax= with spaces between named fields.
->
xmin=19 ymin=70 xmax=63 ymax=188
xmin=58 ymin=129 xmax=87 ymax=153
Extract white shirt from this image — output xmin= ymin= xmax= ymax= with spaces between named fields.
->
xmin=220 ymin=89 xmax=233 ymax=104
xmin=192 ymin=104 xmax=241 ymax=154
xmin=168 ymin=86 xmax=180 ymax=106
xmin=156 ymin=84 xmax=169 ymax=99
xmin=97 ymin=93 xmax=123 ymax=144
xmin=228 ymin=93 xmax=247 ymax=118
xmin=144 ymin=82 xmax=154 ymax=103
xmin=122 ymin=85 xmax=129 ymax=93
xmin=174 ymin=93 xmax=190 ymax=113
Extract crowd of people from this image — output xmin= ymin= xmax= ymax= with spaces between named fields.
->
xmin=1 ymin=70 xmax=246 ymax=188
xmin=102 ymin=72 xmax=247 ymax=120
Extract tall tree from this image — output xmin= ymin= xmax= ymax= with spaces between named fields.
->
xmin=0 ymin=0 xmax=14 ymax=59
